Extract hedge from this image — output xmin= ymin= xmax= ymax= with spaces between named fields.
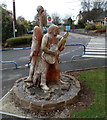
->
xmin=85 ymin=25 xmax=96 ymax=30
xmin=95 ymin=24 xmax=106 ymax=29
xmin=85 ymin=24 xmax=106 ymax=30
xmin=6 ymin=36 xmax=32 ymax=47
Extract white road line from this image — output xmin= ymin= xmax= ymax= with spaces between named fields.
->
xmin=60 ymin=52 xmax=70 ymax=56
xmin=83 ymin=37 xmax=106 ymax=58
xmin=86 ymin=47 xmax=107 ymax=50
xmin=85 ymin=52 xmax=107 ymax=55
xmin=88 ymin=43 xmax=106 ymax=45
xmin=87 ymin=45 xmax=105 ymax=47
xmin=86 ymin=49 xmax=107 ymax=52
xmin=83 ymin=55 xmax=107 ymax=58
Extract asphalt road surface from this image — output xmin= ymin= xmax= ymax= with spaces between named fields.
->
xmin=1 ymin=32 xmax=106 ymax=97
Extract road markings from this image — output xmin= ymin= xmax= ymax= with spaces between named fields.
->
xmin=85 ymin=52 xmax=106 ymax=55
xmin=83 ymin=37 xmax=107 ymax=58
xmin=60 ymin=52 xmax=70 ymax=56
xmin=83 ymin=55 xmax=107 ymax=58
xmin=86 ymin=49 xmax=107 ymax=52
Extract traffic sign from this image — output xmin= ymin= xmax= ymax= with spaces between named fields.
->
xmin=48 ymin=17 xmax=51 ymax=21
xmin=105 ymin=17 xmax=107 ymax=22
xmin=66 ymin=25 xmax=70 ymax=31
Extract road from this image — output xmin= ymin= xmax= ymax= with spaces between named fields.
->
xmin=1 ymin=32 xmax=106 ymax=96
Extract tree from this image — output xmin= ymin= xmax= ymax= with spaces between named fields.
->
xmin=51 ymin=13 xmax=61 ymax=25
xmin=81 ymin=0 xmax=106 ymax=12
xmin=67 ymin=17 xmax=72 ymax=25
xmin=1 ymin=4 xmax=32 ymax=43
xmin=80 ymin=0 xmax=106 ymax=24
xmin=1 ymin=4 xmax=13 ymax=43
xmin=81 ymin=0 xmax=92 ymax=12
xmin=17 ymin=16 xmax=29 ymax=28
xmin=17 ymin=16 xmax=30 ymax=35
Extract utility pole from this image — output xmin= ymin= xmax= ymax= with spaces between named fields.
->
xmin=13 ymin=0 xmax=16 ymax=37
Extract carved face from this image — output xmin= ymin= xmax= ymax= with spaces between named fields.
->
xmin=53 ymin=27 xmax=60 ymax=37
xmin=37 ymin=5 xmax=44 ymax=15
xmin=48 ymin=25 xmax=60 ymax=37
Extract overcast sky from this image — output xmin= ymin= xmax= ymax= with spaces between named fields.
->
xmin=0 ymin=0 xmax=82 ymax=21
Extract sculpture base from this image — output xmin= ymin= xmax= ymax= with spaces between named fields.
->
xmin=13 ymin=73 xmax=80 ymax=113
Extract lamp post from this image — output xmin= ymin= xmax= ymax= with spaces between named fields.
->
xmin=13 ymin=0 xmax=16 ymax=37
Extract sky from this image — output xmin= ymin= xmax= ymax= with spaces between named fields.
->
xmin=0 ymin=0 xmax=82 ymax=21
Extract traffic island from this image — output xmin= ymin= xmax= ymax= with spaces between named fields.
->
xmin=13 ymin=73 xmax=80 ymax=113
xmin=0 ymin=72 xmax=81 ymax=118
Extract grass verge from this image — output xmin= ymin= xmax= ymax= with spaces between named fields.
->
xmin=71 ymin=67 xmax=106 ymax=118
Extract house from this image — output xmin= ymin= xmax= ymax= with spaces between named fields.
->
xmin=74 ymin=11 xmax=83 ymax=25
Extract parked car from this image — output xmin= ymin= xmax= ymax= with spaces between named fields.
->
xmin=27 ymin=27 xmax=48 ymax=34
xmin=43 ymin=27 xmax=48 ymax=33
xmin=27 ymin=30 xmax=33 ymax=34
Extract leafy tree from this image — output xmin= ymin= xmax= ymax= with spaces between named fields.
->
xmin=78 ymin=19 xmax=85 ymax=28
xmin=81 ymin=0 xmax=92 ymax=12
xmin=2 ymin=5 xmax=13 ymax=43
xmin=17 ymin=16 xmax=28 ymax=35
xmin=67 ymin=17 xmax=72 ymax=25
xmin=51 ymin=13 xmax=61 ymax=25
xmin=80 ymin=0 xmax=106 ymax=24
xmin=27 ymin=21 xmax=34 ymax=31
xmin=81 ymin=0 xmax=106 ymax=12
xmin=1 ymin=4 xmax=31 ymax=43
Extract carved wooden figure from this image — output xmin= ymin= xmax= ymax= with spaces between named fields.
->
xmin=25 ymin=5 xmax=46 ymax=82
xmin=40 ymin=25 xmax=69 ymax=91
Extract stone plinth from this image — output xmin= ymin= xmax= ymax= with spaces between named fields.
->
xmin=13 ymin=73 xmax=80 ymax=113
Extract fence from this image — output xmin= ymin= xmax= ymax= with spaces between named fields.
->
xmin=65 ymin=44 xmax=86 ymax=60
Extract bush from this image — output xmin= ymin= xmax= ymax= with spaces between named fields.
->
xmin=6 ymin=36 xmax=32 ymax=47
xmin=85 ymin=24 xmax=106 ymax=31
xmin=95 ymin=24 xmax=106 ymax=30
xmin=94 ymin=29 xmax=106 ymax=33
xmin=85 ymin=25 xmax=96 ymax=30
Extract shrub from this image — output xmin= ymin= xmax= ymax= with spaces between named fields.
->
xmin=95 ymin=24 xmax=106 ymax=30
xmin=6 ymin=36 xmax=32 ymax=47
xmin=94 ymin=29 xmax=106 ymax=33
xmin=85 ymin=24 xmax=106 ymax=31
xmin=85 ymin=25 xmax=96 ymax=30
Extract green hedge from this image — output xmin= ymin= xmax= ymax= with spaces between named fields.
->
xmin=85 ymin=24 xmax=106 ymax=30
xmin=85 ymin=25 xmax=96 ymax=30
xmin=95 ymin=24 xmax=106 ymax=29
xmin=6 ymin=36 xmax=32 ymax=47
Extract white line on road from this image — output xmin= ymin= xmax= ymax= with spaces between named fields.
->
xmin=85 ymin=52 xmax=107 ymax=55
xmin=83 ymin=55 xmax=107 ymax=58
xmin=86 ymin=49 xmax=107 ymax=52
xmin=87 ymin=43 xmax=106 ymax=45
xmin=86 ymin=47 xmax=107 ymax=50
xmin=60 ymin=52 xmax=70 ymax=56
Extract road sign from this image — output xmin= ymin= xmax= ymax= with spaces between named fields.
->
xmin=66 ymin=25 xmax=70 ymax=31
xmin=48 ymin=17 xmax=51 ymax=21
xmin=105 ymin=17 xmax=107 ymax=22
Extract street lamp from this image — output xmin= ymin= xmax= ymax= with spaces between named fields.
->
xmin=13 ymin=0 xmax=16 ymax=37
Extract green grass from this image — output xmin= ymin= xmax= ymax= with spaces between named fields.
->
xmin=75 ymin=28 xmax=85 ymax=31
xmin=71 ymin=67 xmax=106 ymax=118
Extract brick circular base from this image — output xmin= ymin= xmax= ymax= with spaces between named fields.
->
xmin=12 ymin=73 xmax=80 ymax=112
